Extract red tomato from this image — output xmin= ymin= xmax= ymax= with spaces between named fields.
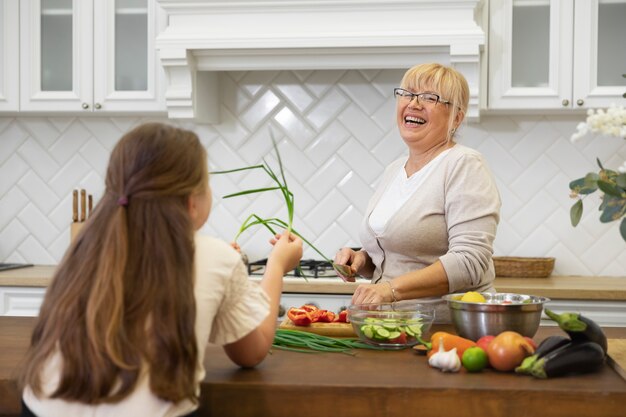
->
xmin=486 ymin=331 xmax=535 ymax=371
xmin=476 ymin=335 xmax=495 ymax=352
xmin=389 ymin=332 xmax=407 ymax=344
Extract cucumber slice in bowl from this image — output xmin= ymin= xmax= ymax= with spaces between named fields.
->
xmin=349 ymin=301 xmax=434 ymax=350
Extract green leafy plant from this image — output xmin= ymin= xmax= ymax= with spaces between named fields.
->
xmin=213 ymin=130 xmax=355 ymax=279
xmin=569 ymin=160 xmax=626 ymax=242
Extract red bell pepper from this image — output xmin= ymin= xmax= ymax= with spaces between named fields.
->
xmin=287 ymin=307 xmax=313 ymax=326
xmin=316 ymin=310 xmax=336 ymax=322
xmin=334 ymin=309 xmax=349 ymax=323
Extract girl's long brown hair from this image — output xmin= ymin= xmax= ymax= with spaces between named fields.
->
xmin=20 ymin=122 xmax=207 ymax=404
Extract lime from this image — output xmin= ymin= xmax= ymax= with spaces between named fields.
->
xmin=462 ymin=347 xmax=489 ymax=372
xmin=460 ymin=291 xmax=486 ymax=303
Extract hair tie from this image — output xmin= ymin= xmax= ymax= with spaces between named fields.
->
xmin=117 ymin=196 xmax=129 ymax=207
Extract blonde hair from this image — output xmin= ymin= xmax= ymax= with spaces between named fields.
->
xmin=20 ymin=122 xmax=207 ymax=404
xmin=400 ymin=63 xmax=469 ymax=140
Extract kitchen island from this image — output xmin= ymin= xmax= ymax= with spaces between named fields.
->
xmin=2 ymin=266 xmax=626 ymax=325
xmin=1 ymin=317 xmax=625 ymax=417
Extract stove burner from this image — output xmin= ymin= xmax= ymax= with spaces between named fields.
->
xmin=248 ymin=258 xmax=336 ymax=278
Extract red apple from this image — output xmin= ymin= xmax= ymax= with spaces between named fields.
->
xmin=524 ymin=336 xmax=537 ymax=350
xmin=476 ymin=335 xmax=495 ymax=351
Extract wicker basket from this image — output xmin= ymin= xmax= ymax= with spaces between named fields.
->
xmin=493 ymin=257 xmax=555 ymax=278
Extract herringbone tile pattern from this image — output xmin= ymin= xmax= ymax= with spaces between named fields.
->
xmin=1 ymin=70 xmax=625 ymax=276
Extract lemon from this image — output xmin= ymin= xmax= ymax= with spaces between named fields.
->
xmin=460 ymin=291 xmax=486 ymax=303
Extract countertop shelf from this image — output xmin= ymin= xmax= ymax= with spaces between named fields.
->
xmin=1 ymin=265 xmax=625 ymax=301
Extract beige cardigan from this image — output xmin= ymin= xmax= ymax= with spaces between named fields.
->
xmin=359 ymin=144 xmax=501 ymax=294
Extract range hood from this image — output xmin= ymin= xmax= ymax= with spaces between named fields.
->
xmin=155 ymin=0 xmax=485 ymax=122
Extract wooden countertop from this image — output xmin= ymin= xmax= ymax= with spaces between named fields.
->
xmin=2 ymin=265 xmax=625 ymax=301
xmin=1 ymin=317 xmax=625 ymax=417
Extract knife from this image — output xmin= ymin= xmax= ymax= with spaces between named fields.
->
xmin=80 ymin=189 xmax=86 ymax=222
xmin=72 ymin=190 xmax=78 ymax=223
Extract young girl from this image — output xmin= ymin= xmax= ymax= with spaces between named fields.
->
xmin=19 ymin=122 xmax=303 ymax=417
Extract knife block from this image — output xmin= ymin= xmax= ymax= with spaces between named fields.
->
xmin=70 ymin=223 xmax=84 ymax=243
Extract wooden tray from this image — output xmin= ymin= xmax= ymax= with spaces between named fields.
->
xmin=607 ymin=339 xmax=626 ymax=381
xmin=279 ymin=318 xmax=356 ymax=337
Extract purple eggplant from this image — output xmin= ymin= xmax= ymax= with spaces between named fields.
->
xmin=544 ymin=309 xmax=607 ymax=356
xmin=529 ymin=341 xmax=605 ymax=379
xmin=515 ymin=335 xmax=571 ymax=374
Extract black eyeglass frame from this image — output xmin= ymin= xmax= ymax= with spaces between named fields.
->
xmin=393 ymin=87 xmax=453 ymax=106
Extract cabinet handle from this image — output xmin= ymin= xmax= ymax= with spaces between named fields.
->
xmin=81 ymin=103 xmax=89 ymax=110
xmin=94 ymin=103 xmax=102 ymax=110
xmin=576 ymin=99 xmax=584 ymax=106
xmin=561 ymin=99 xmax=569 ymax=107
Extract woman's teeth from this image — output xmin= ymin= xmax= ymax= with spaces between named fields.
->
xmin=405 ymin=116 xmax=426 ymax=125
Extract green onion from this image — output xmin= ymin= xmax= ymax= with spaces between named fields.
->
xmin=212 ymin=129 xmax=337 ymax=278
xmin=272 ymin=329 xmax=385 ymax=354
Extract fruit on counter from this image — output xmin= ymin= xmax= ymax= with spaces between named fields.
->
xmin=527 ymin=341 xmax=605 ymax=379
xmin=476 ymin=335 xmax=495 ymax=352
xmin=425 ymin=332 xmax=477 ymax=360
xmin=515 ymin=335 xmax=571 ymax=375
xmin=461 ymin=346 xmax=489 ymax=372
xmin=524 ymin=336 xmax=538 ymax=350
xmin=486 ymin=331 xmax=535 ymax=371
xmin=544 ymin=309 xmax=608 ymax=355
xmin=460 ymin=291 xmax=486 ymax=303
xmin=428 ymin=337 xmax=462 ymax=372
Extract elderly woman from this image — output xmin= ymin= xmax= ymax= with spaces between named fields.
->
xmin=335 ymin=63 xmax=501 ymax=319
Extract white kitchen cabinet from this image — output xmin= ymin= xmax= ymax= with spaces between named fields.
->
xmin=0 ymin=0 xmax=19 ymax=111
xmin=488 ymin=0 xmax=626 ymax=110
xmin=19 ymin=0 xmax=166 ymax=113
xmin=0 ymin=286 xmax=46 ymax=316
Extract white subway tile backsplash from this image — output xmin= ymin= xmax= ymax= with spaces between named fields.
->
xmin=0 ymin=122 xmax=27 ymax=165
xmin=0 ymin=188 xmax=28 ymax=231
xmin=0 ymin=154 xmax=29 ymax=196
xmin=18 ymin=138 xmax=60 ymax=180
xmin=0 ymin=69 xmax=624 ymax=275
xmin=17 ymin=172 xmax=60 ymax=214
xmin=49 ymin=122 xmax=91 ymax=165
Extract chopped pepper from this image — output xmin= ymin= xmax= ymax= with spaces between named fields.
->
xmin=287 ymin=307 xmax=313 ymax=326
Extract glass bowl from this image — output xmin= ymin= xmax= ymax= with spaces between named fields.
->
xmin=347 ymin=301 xmax=435 ymax=350
xmin=442 ymin=292 xmax=550 ymax=341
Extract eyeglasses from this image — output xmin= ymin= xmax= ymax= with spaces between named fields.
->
xmin=393 ymin=88 xmax=452 ymax=107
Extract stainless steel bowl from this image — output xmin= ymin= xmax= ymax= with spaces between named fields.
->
xmin=441 ymin=292 xmax=550 ymax=341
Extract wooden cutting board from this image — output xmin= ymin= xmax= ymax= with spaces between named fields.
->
xmin=607 ymin=339 xmax=626 ymax=381
xmin=279 ymin=318 xmax=356 ymax=337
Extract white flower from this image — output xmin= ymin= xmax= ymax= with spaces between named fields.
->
xmin=570 ymin=104 xmax=626 ymax=171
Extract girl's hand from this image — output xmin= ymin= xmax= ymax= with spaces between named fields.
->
xmin=230 ymin=242 xmax=242 ymax=253
xmin=268 ymin=232 xmax=303 ymax=274
xmin=351 ymin=281 xmax=393 ymax=305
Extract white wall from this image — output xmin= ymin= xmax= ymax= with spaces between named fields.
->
xmin=1 ymin=69 xmax=625 ymax=276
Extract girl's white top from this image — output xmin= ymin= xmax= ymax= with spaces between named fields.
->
xmin=23 ymin=235 xmax=269 ymax=417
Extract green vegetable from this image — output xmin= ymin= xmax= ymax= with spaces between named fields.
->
xmin=358 ymin=317 xmax=423 ymax=343
xmin=528 ymin=341 xmax=605 ymax=379
xmin=544 ymin=309 xmax=608 ymax=355
xmin=272 ymin=329 xmax=385 ymax=354
xmin=213 ymin=129 xmax=336 ymax=277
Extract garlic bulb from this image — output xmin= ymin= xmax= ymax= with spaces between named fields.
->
xmin=428 ymin=338 xmax=461 ymax=372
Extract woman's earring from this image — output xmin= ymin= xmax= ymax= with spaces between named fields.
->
xmin=450 ymin=128 xmax=456 ymax=135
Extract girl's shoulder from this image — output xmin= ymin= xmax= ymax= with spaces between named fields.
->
xmin=194 ymin=235 xmax=243 ymax=269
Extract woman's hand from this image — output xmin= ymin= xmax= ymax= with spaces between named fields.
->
xmin=351 ymin=281 xmax=394 ymax=305
xmin=268 ymin=232 xmax=303 ymax=274
xmin=334 ymin=248 xmax=366 ymax=279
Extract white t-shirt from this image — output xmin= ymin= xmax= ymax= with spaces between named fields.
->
xmin=23 ymin=235 xmax=270 ymax=417
xmin=369 ymin=150 xmax=450 ymax=236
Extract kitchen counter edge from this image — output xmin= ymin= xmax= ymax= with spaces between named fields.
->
xmin=1 ymin=265 xmax=625 ymax=301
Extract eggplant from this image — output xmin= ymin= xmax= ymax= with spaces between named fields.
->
xmin=544 ymin=309 xmax=607 ymax=355
xmin=515 ymin=335 xmax=571 ymax=374
xmin=529 ymin=341 xmax=605 ymax=379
